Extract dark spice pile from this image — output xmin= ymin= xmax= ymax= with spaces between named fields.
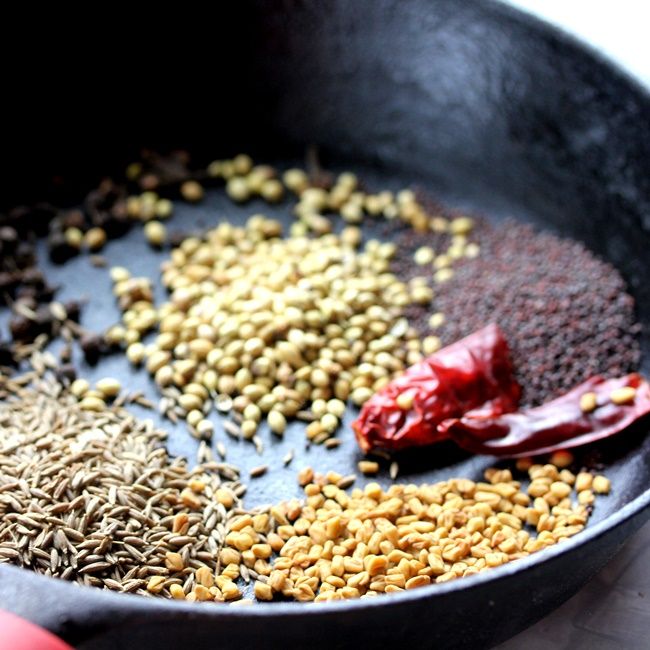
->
xmin=395 ymin=218 xmax=641 ymax=406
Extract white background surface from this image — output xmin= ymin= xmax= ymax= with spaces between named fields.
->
xmin=507 ymin=0 xmax=650 ymax=88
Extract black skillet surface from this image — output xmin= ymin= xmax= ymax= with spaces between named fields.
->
xmin=2 ymin=1 xmax=650 ymax=648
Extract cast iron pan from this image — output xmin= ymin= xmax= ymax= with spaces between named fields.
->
xmin=1 ymin=1 xmax=650 ymax=648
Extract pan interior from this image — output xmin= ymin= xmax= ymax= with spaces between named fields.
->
xmin=1 ymin=0 xmax=650 ymax=609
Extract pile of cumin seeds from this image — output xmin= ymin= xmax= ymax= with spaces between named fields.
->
xmin=0 ymin=359 xmax=249 ymax=599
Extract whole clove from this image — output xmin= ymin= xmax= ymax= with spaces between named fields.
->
xmin=80 ymin=333 xmax=107 ymax=365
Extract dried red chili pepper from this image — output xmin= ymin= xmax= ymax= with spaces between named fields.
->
xmin=352 ymin=324 xmax=521 ymax=453
xmin=439 ymin=373 xmax=650 ymax=457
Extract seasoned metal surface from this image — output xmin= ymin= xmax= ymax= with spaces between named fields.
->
xmin=1 ymin=0 xmax=650 ymax=648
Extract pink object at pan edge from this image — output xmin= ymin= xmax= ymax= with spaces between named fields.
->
xmin=0 ymin=609 xmax=72 ymax=650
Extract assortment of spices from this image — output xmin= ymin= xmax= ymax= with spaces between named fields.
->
xmin=0 ymin=348 xmax=614 ymax=605
xmin=0 ymin=354 xmax=249 ymax=599
xmin=396 ymin=218 xmax=641 ymax=406
xmin=353 ymin=325 xmax=521 ymax=453
xmin=0 ymin=149 xmax=643 ymax=609
xmin=354 ymin=325 xmax=649 ymax=458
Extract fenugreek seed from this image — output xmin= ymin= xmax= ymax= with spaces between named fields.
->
xmin=196 ymin=566 xmax=215 ymax=588
xmin=389 ymin=461 xmax=399 ymax=480
xmin=575 ymin=472 xmax=593 ymax=493
xmin=358 ymin=460 xmax=379 ymax=475
xmin=610 ymin=386 xmax=636 ymax=405
xmin=172 ymin=513 xmax=189 ymax=534
xmin=550 ymin=450 xmax=574 ymax=469
xmin=170 ymin=584 xmax=185 ymax=599
xmin=180 ymin=489 xmax=202 ymax=509
xmin=550 ymin=482 xmax=571 ymax=499
xmin=298 ymin=467 xmax=314 ymax=486
xmin=578 ymin=490 xmax=595 ymax=505
xmin=147 ymin=576 xmax=166 ymax=594
xmin=221 ymin=581 xmax=241 ymax=601
xmin=406 ymin=575 xmax=431 ymax=590
xmin=592 ymin=475 xmax=611 ymax=494
xmin=165 ymin=552 xmax=185 ymax=572
xmin=254 ymin=580 xmax=273 ymax=601
xmin=194 ymin=585 xmax=213 ymax=601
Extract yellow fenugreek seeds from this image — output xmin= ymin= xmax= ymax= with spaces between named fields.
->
xmin=175 ymin=463 xmax=608 ymax=604
xmin=254 ymin=465 xmax=594 ymax=602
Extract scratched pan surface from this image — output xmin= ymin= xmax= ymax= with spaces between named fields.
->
xmin=1 ymin=1 xmax=650 ymax=648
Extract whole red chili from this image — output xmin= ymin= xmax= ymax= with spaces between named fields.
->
xmin=440 ymin=373 xmax=650 ymax=457
xmin=352 ymin=324 xmax=521 ymax=452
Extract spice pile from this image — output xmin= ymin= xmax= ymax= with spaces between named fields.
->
xmin=114 ymin=216 xmax=435 ymax=444
xmin=396 ymin=218 xmax=641 ymax=406
xmin=0 ymin=355 xmax=612 ymax=605
xmin=179 ymin=461 xmax=609 ymax=603
xmin=0 ymin=355 xmax=250 ymax=599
